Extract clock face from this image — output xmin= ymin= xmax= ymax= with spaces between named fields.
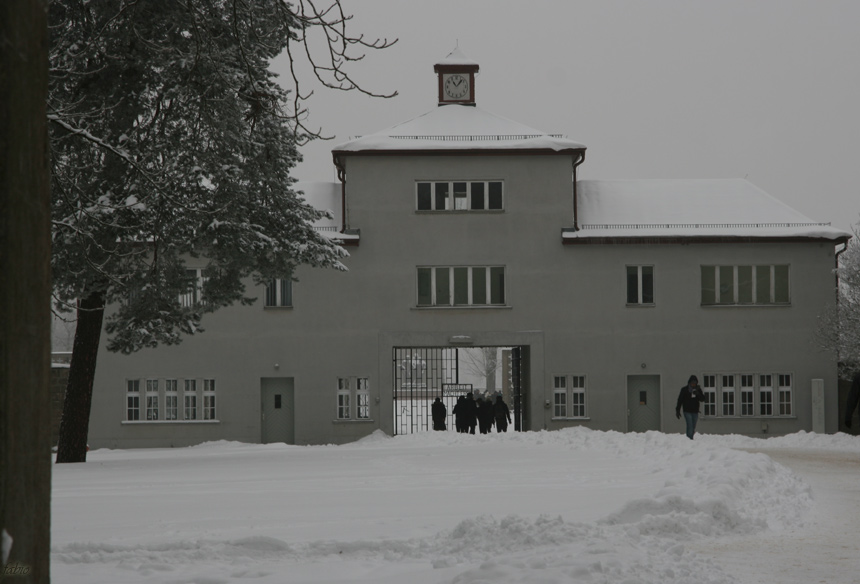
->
xmin=443 ymin=73 xmax=470 ymax=100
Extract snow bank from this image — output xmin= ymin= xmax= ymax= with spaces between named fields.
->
xmin=51 ymin=428 xmax=851 ymax=584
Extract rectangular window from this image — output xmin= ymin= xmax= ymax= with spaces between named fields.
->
xmin=416 ymin=180 xmax=504 ymax=212
xmin=553 ymin=376 xmax=567 ymax=418
xmin=337 ymin=376 xmax=371 ymax=420
xmin=702 ymin=375 xmax=716 ymax=416
xmin=778 ymin=374 xmax=792 ymax=416
xmin=145 ymin=379 xmax=159 ymax=421
xmin=721 ymin=374 xmax=735 ymax=416
xmin=417 ymin=266 xmax=506 ymax=307
xmin=552 ymin=375 xmax=587 ymax=419
xmin=626 ymin=265 xmax=654 ymax=305
xmin=337 ymin=377 xmax=351 ymax=419
xmin=701 ymin=265 xmax=790 ymax=306
xmin=203 ymin=379 xmax=216 ymax=420
xmin=740 ymin=374 xmax=754 ymax=416
xmin=165 ymin=379 xmax=178 ymax=420
xmin=265 ymin=278 xmax=292 ymax=307
xmin=760 ymin=374 xmax=773 ymax=416
xmin=356 ymin=378 xmax=370 ymax=419
xmin=184 ymin=379 xmax=197 ymax=420
xmin=126 ymin=379 xmax=140 ymax=421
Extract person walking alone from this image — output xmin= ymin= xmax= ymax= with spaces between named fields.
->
xmin=675 ymin=375 xmax=705 ymax=440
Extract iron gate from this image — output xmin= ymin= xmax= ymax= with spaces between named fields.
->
xmin=392 ymin=346 xmax=525 ymax=435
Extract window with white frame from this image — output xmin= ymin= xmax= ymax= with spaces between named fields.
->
xmin=778 ymin=374 xmax=792 ymax=416
xmin=336 ymin=376 xmax=371 ymax=420
xmin=417 ymin=266 xmax=505 ymax=307
xmin=702 ymin=372 xmax=792 ymax=418
xmin=626 ymin=265 xmax=654 ymax=305
xmin=126 ymin=379 xmax=140 ymax=421
xmin=552 ymin=375 xmax=587 ymax=419
xmin=203 ymin=379 xmax=216 ymax=420
xmin=759 ymin=374 xmax=773 ymax=416
xmin=721 ymin=374 xmax=735 ymax=416
xmin=265 ymin=278 xmax=292 ymax=307
xmin=145 ymin=379 xmax=159 ymax=420
xmin=702 ymin=375 xmax=717 ymax=416
xmin=701 ymin=265 xmax=790 ymax=306
xmin=165 ymin=379 xmax=178 ymax=420
xmin=416 ymin=180 xmax=504 ymax=211
xmin=184 ymin=379 xmax=197 ymax=420
xmin=740 ymin=374 xmax=755 ymax=416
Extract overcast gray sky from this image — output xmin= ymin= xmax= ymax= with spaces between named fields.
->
xmin=274 ymin=0 xmax=860 ymax=234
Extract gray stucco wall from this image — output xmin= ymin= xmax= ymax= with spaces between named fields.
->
xmin=87 ymin=153 xmax=841 ymax=447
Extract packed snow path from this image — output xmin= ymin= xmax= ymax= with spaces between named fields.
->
xmin=51 ymin=429 xmax=860 ymax=583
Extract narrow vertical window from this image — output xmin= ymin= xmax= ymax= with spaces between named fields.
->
xmin=453 ymin=267 xmax=469 ymax=305
xmin=701 ymin=266 xmax=716 ymax=305
xmin=337 ymin=377 xmax=351 ymax=419
xmin=490 ymin=267 xmax=505 ymax=305
xmin=471 ymin=182 xmax=485 ymax=210
xmin=738 ymin=266 xmax=753 ymax=304
xmin=435 ymin=267 xmax=451 ymax=306
xmin=146 ymin=379 xmax=159 ymax=421
xmin=721 ymin=374 xmax=736 ymax=416
xmin=472 ymin=267 xmax=487 ymax=305
xmin=165 ymin=379 xmax=178 ymax=420
xmin=778 ymin=374 xmax=792 ymax=416
xmin=702 ymin=375 xmax=716 ymax=416
xmin=417 ymin=182 xmax=432 ymax=210
xmin=756 ymin=266 xmax=771 ymax=304
xmin=718 ymin=266 xmax=735 ymax=305
xmin=627 ymin=266 xmax=654 ymax=305
xmin=488 ymin=182 xmax=503 ymax=209
xmin=203 ymin=379 xmax=216 ymax=420
xmin=453 ymin=182 xmax=468 ymax=210
xmin=184 ymin=379 xmax=197 ymax=420
xmin=434 ymin=182 xmax=449 ymax=210
xmin=740 ymin=374 xmax=754 ymax=416
xmin=356 ymin=378 xmax=370 ymax=419
xmin=774 ymin=265 xmax=790 ymax=304
xmin=266 ymin=278 xmax=292 ymax=307
xmin=417 ymin=267 xmax=432 ymax=306
xmin=759 ymin=374 xmax=773 ymax=416
xmin=126 ymin=379 xmax=140 ymax=421
xmin=553 ymin=376 xmax=567 ymax=418
xmin=571 ymin=376 xmax=586 ymax=417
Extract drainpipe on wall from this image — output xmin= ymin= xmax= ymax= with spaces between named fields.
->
xmin=572 ymin=150 xmax=586 ymax=231
xmin=333 ymin=155 xmax=347 ymax=232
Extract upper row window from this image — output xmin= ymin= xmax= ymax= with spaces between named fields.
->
xmin=416 ymin=181 xmax=503 ymax=211
xmin=701 ymin=265 xmax=790 ymax=306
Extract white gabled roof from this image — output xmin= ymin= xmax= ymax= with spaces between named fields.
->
xmin=332 ymin=104 xmax=586 ymax=154
xmin=566 ymin=179 xmax=850 ymax=241
xmin=435 ymin=47 xmax=479 ymax=68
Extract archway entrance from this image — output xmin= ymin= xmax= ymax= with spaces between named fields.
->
xmin=392 ymin=346 xmax=526 ymax=435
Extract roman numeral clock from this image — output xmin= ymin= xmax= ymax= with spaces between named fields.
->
xmin=435 ymin=48 xmax=479 ymax=105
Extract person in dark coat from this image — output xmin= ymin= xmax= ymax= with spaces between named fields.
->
xmin=431 ymin=397 xmax=447 ymax=431
xmin=477 ymin=396 xmax=494 ymax=434
xmin=453 ymin=396 xmax=466 ymax=433
xmin=843 ymin=371 xmax=860 ymax=430
xmin=675 ymin=374 xmax=705 ymax=439
xmin=464 ymin=392 xmax=478 ymax=434
xmin=493 ymin=395 xmax=511 ymax=432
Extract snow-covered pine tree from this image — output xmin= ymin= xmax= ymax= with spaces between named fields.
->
xmin=50 ymin=0 xmax=395 ymax=463
xmin=817 ymin=220 xmax=860 ymax=378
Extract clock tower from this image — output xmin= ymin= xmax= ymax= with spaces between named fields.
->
xmin=434 ymin=47 xmax=479 ymax=106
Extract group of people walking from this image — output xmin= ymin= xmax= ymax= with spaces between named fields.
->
xmin=432 ymin=393 xmax=511 ymax=434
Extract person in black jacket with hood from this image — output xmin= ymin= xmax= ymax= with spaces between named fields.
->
xmin=843 ymin=371 xmax=860 ymax=430
xmin=676 ymin=375 xmax=705 ymax=440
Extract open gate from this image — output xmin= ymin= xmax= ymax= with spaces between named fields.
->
xmin=392 ymin=346 xmax=525 ymax=435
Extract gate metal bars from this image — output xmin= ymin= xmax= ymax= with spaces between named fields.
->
xmin=392 ymin=346 xmax=525 ymax=435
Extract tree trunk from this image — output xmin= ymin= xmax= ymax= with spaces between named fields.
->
xmin=55 ymin=290 xmax=106 ymax=464
xmin=0 ymin=0 xmax=52 ymax=581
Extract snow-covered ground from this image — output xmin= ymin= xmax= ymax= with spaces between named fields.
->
xmin=51 ymin=428 xmax=860 ymax=584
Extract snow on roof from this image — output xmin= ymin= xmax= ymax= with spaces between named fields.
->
xmin=566 ymin=178 xmax=850 ymax=241
xmin=332 ymin=104 xmax=586 ymax=154
xmin=434 ymin=47 xmax=479 ymax=68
